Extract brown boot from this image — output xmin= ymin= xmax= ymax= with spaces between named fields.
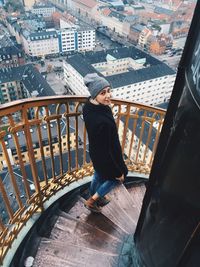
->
xmin=84 ymin=197 xmax=102 ymax=213
xmin=97 ymin=196 xmax=111 ymax=207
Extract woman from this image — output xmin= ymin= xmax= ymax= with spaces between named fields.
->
xmin=83 ymin=73 xmax=128 ymax=213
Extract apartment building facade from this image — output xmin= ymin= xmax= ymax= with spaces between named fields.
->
xmin=32 ymin=4 xmax=56 ymax=17
xmin=21 ymin=30 xmax=59 ymax=57
xmin=63 ymin=47 xmax=176 ymax=106
xmin=58 ymin=27 xmax=95 ymax=53
xmin=0 ymin=123 xmax=77 ymax=171
xmin=0 ymin=64 xmax=55 ymax=104
xmin=5 ymin=14 xmax=95 ymax=58
xmin=0 ymin=45 xmax=25 ymax=68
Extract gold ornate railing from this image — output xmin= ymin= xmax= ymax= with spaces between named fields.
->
xmin=0 ymin=96 xmax=166 ymax=265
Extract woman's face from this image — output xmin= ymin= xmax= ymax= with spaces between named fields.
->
xmin=95 ymin=87 xmax=111 ymax=106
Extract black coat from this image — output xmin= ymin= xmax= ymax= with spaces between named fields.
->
xmin=83 ymin=100 xmax=128 ymax=180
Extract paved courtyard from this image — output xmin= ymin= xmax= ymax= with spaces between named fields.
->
xmin=46 ymin=72 xmax=66 ymax=95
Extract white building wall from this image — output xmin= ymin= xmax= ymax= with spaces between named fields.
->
xmin=112 ymin=75 xmax=176 ymax=106
xmin=92 ymin=57 xmax=146 ymax=76
xmin=63 ymin=61 xmax=175 ymax=106
xmin=32 ymin=6 xmax=56 ymax=17
xmin=60 ymin=19 xmax=75 ymax=29
xmin=60 ymin=29 xmax=76 ymax=52
xmin=21 ymin=35 xmax=59 ymax=57
xmin=122 ymin=21 xmax=131 ymax=37
xmin=100 ymin=16 xmax=124 ymax=36
xmin=23 ymin=0 xmax=38 ymax=10
xmin=138 ymin=29 xmax=152 ymax=47
xmin=63 ymin=62 xmax=90 ymax=96
xmin=60 ymin=28 xmax=95 ymax=52
xmin=78 ymin=30 xmax=95 ymax=51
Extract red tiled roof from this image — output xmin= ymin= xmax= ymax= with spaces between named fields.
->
xmin=52 ymin=12 xmax=63 ymax=20
xmin=140 ymin=12 xmax=170 ymax=20
xmin=173 ymin=3 xmax=196 ymax=22
xmin=52 ymin=12 xmax=75 ymax=23
xmin=102 ymin=8 xmax=111 ymax=16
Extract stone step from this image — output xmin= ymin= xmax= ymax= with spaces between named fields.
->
xmin=108 ymin=184 xmax=141 ymax=225
xmin=50 ymin=212 xmax=122 ymax=255
xmin=126 ymin=184 xmax=146 ymax=214
xmin=33 ymin=239 xmax=118 ymax=267
xmin=66 ymin=197 xmax=128 ymax=241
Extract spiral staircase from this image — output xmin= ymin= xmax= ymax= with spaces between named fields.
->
xmin=0 ymin=96 xmax=164 ymax=267
xmin=22 ymin=182 xmax=146 ymax=267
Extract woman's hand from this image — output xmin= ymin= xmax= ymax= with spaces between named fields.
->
xmin=116 ymin=174 xmax=124 ymax=183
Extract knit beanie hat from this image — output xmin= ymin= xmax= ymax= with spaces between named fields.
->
xmin=83 ymin=73 xmax=110 ymax=99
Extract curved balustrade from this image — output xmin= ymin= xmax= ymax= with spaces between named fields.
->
xmin=0 ymin=96 xmax=165 ymax=264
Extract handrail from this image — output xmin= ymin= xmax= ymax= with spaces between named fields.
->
xmin=0 ymin=96 xmax=165 ymax=264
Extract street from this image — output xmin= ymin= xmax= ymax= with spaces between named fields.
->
xmin=95 ymin=31 xmax=122 ymax=51
xmin=156 ymin=54 xmax=182 ymax=70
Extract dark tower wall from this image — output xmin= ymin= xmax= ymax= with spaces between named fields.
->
xmin=134 ymin=1 xmax=200 ymax=267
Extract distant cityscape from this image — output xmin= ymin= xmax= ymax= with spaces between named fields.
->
xmin=0 ymin=0 xmax=197 ymax=170
xmin=0 ymin=0 xmax=197 ymax=107
xmin=0 ymin=0 xmax=197 ymax=231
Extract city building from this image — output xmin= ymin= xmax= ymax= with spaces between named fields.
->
xmin=71 ymin=0 xmax=98 ymax=19
xmin=107 ymin=0 xmax=124 ymax=11
xmin=0 ymin=64 xmax=55 ymax=104
xmin=0 ymin=44 xmax=25 ymax=68
xmin=99 ymin=9 xmax=130 ymax=37
xmin=0 ymin=25 xmax=14 ymax=47
xmin=6 ymin=14 xmax=46 ymax=45
xmin=58 ymin=18 xmax=95 ymax=53
xmin=32 ymin=3 xmax=56 ymax=17
xmin=5 ymin=13 xmax=95 ymax=57
xmin=0 ymin=120 xmax=77 ymax=171
xmin=129 ymin=24 xmax=145 ymax=44
xmin=21 ymin=30 xmax=59 ymax=57
xmin=138 ymin=27 xmax=152 ymax=48
xmin=22 ymin=0 xmax=39 ymax=10
xmin=63 ymin=47 xmax=176 ymax=106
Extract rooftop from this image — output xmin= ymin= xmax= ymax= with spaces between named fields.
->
xmin=29 ymin=30 xmax=58 ymax=40
xmin=0 ymin=44 xmax=23 ymax=58
xmin=1 ymin=120 xmax=75 ymax=151
xmin=154 ymin=6 xmax=174 ymax=16
xmin=109 ymin=10 xmax=126 ymax=22
xmin=33 ymin=4 xmax=55 ymax=9
xmin=0 ymin=64 xmax=55 ymax=97
xmin=66 ymin=47 xmax=175 ymax=88
xmin=73 ymin=0 xmax=97 ymax=8
xmin=130 ymin=24 xmax=145 ymax=32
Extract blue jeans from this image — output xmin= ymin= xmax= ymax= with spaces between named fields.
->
xmin=90 ymin=171 xmax=120 ymax=198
